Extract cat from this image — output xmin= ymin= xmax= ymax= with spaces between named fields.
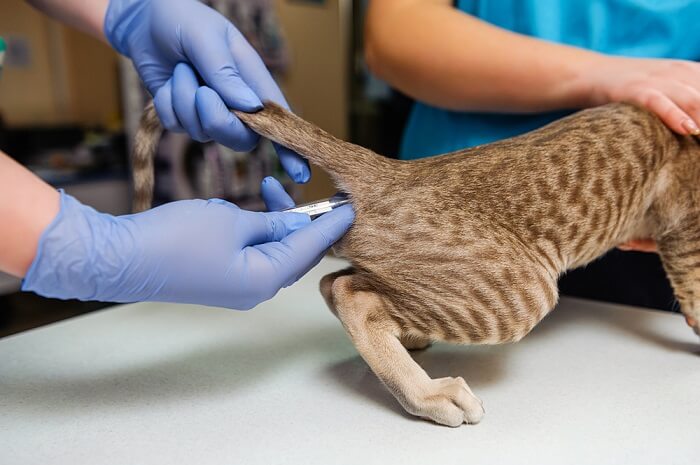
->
xmin=132 ymin=101 xmax=700 ymax=427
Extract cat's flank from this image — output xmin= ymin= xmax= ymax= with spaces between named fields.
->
xmin=133 ymin=101 xmax=700 ymax=427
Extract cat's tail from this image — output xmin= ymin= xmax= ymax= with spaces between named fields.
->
xmin=131 ymin=101 xmax=163 ymax=212
xmin=233 ymin=102 xmax=395 ymax=193
xmin=131 ymin=100 xmax=392 ymax=211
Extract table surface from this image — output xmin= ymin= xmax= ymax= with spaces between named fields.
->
xmin=1 ymin=257 xmax=698 ymax=465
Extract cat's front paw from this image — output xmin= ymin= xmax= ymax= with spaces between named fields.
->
xmin=408 ymin=377 xmax=485 ymax=427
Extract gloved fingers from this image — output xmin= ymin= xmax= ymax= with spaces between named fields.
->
xmin=273 ymin=143 xmax=311 ymax=184
xmin=226 ymin=27 xmax=286 ymax=108
xmin=185 ymin=25 xmax=262 ymax=112
xmin=195 ymin=86 xmax=259 ymax=152
xmin=261 ymin=176 xmax=295 ymax=211
xmin=224 ymin=29 xmax=311 ymax=183
xmin=255 ymin=205 xmax=354 ymax=285
xmin=238 ymin=210 xmax=311 ymax=247
xmin=153 ymin=78 xmax=185 ymax=133
xmin=172 ymin=63 xmax=209 ymax=142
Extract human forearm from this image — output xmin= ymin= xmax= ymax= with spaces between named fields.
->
xmin=19 ymin=176 xmax=353 ymax=309
xmin=0 ymin=154 xmax=351 ymax=308
xmin=0 ymin=152 xmax=60 ymax=277
xmin=26 ymin=0 xmax=109 ymax=41
xmin=365 ymin=0 xmax=608 ymax=113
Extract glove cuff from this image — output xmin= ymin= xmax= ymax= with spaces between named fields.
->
xmin=21 ymin=190 xmax=135 ymax=303
xmin=104 ymin=0 xmax=149 ymax=56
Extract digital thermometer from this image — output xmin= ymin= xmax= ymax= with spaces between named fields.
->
xmin=284 ymin=193 xmax=351 ymax=219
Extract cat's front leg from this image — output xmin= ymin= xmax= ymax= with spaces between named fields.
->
xmin=320 ymin=272 xmax=484 ymax=427
xmin=657 ymin=220 xmax=700 ymax=336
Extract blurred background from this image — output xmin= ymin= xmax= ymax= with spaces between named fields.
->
xmin=0 ymin=0 xmax=413 ymax=336
xmin=0 ymin=0 xmax=676 ymax=337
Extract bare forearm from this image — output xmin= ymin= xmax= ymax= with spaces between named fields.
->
xmin=26 ymin=0 xmax=109 ymax=41
xmin=365 ymin=0 xmax=606 ymax=113
xmin=0 ymin=153 xmax=60 ymax=277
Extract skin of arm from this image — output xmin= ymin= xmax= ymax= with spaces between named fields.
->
xmin=365 ymin=0 xmax=601 ymax=113
xmin=0 ymin=152 xmax=60 ymax=277
xmin=5 ymin=2 xmax=106 ymax=275
xmin=26 ymin=0 xmax=108 ymax=40
xmin=365 ymin=0 xmax=700 ymax=135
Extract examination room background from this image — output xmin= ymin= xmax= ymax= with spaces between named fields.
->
xmin=0 ymin=0 xmax=677 ymax=337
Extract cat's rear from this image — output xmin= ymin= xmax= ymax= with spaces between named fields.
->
xmin=236 ymin=101 xmax=700 ymax=425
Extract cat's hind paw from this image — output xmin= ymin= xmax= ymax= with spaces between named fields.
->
xmin=410 ymin=377 xmax=485 ymax=427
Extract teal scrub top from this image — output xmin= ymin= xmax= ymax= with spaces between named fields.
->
xmin=400 ymin=0 xmax=700 ymax=159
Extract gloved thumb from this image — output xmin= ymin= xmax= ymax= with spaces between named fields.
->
xmin=238 ymin=210 xmax=311 ymax=247
xmin=254 ymin=204 xmax=355 ymax=286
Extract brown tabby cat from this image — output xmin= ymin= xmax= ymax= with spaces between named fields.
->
xmin=133 ymin=101 xmax=700 ymax=427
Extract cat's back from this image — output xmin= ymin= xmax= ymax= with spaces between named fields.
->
xmin=340 ymin=103 xmax=685 ymax=277
xmin=395 ymin=104 xmax=681 ymax=233
xmin=417 ymin=103 xmax=674 ymax=194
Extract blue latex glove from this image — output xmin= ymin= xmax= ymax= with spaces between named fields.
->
xmin=22 ymin=181 xmax=354 ymax=310
xmin=104 ymin=0 xmax=310 ymax=183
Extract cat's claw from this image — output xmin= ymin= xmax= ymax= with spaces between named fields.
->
xmin=685 ymin=316 xmax=700 ymax=337
xmin=412 ymin=377 xmax=485 ymax=427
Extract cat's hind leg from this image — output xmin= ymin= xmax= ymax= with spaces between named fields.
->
xmin=320 ymin=271 xmax=484 ymax=427
xmin=319 ymin=267 xmax=356 ymax=318
xmin=657 ymin=220 xmax=700 ymax=336
xmin=321 ymin=268 xmax=430 ymax=349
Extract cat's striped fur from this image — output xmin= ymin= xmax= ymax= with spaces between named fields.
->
xmin=132 ymin=101 xmax=700 ymax=426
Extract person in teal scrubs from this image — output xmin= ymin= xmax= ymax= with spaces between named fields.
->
xmin=364 ymin=0 xmax=700 ymax=309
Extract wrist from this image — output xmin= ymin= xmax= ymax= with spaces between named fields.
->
xmin=104 ymin=0 xmax=151 ymax=56
xmin=15 ymin=189 xmax=60 ymax=278
xmin=27 ymin=1 xmax=109 ymax=42
xmin=565 ymin=52 xmax=620 ymax=109
xmin=0 ymin=152 xmax=61 ymax=278
xmin=22 ymin=191 xmax=136 ymax=303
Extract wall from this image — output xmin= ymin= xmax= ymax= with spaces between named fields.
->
xmin=62 ymin=27 xmax=121 ymax=129
xmin=0 ymin=0 xmax=59 ymax=125
xmin=274 ymin=0 xmax=351 ymax=200
xmin=0 ymin=0 xmax=349 ymax=198
xmin=0 ymin=0 xmax=120 ymax=128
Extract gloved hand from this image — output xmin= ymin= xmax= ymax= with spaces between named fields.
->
xmin=22 ymin=180 xmax=354 ymax=310
xmin=103 ymin=0 xmax=310 ymax=183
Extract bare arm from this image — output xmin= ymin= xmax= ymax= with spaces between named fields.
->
xmin=365 ymin=0 xmax=601 ymax=113
xmin=26 ymin=0 xmax=109 ymax=40
xmin=4 ymin=2 xmax=97 ymax=275
xmin=365 ymin=0 xmax=700 ymax=135
xmin=0 ymin=152 xmax=60 ymax=277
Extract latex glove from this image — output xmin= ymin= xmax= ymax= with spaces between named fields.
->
xmin=104 ymin=0 xmax=310 ymax=183
xmin=22 ymin=185 xmax=354 ymax=310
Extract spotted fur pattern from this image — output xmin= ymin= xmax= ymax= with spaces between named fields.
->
xmin=133 ymin=101 xmax=700 ymax=426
